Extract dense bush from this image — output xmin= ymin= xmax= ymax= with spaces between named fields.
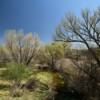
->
xmin=2 ymin=62 xmax=31 ymax=81
xmin=1 ymin=62 xmax=32 ymax=97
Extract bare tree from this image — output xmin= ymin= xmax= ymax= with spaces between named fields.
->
xmin=55 ymin=8 xmax=100 ymax=100
xmin=4 ymin=30 xmax=40 ymax=65
xmin=55 ymin=8 xmax=100 ymax=67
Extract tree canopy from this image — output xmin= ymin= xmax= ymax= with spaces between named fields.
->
xmin=55 ymin=8 xmax=100 ymax=67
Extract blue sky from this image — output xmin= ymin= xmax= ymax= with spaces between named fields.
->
xmin=0 ymin=0 xmax=100 ymax=42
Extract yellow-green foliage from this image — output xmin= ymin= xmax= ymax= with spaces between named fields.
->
xmin=45 ymin=42 xmax=65 ymax=59
xmin=35 ymin=72 xmax=53 ymax=85
xmin=1 ymin=62 xmax=32 ymax=82
xmin=0 ymin=71 xmax=67 ymax=100
xmin=35 ymin=71 xmax=64 ymax=87
xmin=37 ymin=42 xmax=67 ymax=66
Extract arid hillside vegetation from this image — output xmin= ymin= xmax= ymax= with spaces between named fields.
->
xmin=0 ymin=8 xmax=100 ymax=100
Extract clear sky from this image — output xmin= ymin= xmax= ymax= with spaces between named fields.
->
xmin=0 ymin=0 xmax=100 ymax=42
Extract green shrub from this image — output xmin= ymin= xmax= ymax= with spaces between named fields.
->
xmin=1 ymin=62 xmax=32 ymax=97
xmin=2 ymin=62 xmax=31 ymax=82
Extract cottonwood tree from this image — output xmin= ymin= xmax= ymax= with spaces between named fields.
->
xmin=55 ymin=8 xmax=100 ymax=76
xmin=4 ymin=30 xmax=40 ymax=65
xmin=55 ymin=9 xmax=100 ymax=61
xmin=55 ymin=8 xmax=100 ymax=99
